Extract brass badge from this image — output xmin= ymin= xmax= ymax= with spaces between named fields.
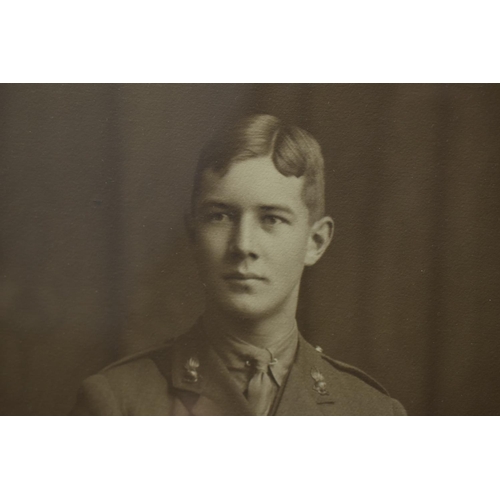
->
xmin=311 ymin=368 xmax=329 ymax=395
xmin=183 ymin=356 xmax=200 ymax=383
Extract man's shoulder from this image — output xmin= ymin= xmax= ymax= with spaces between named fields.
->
xmin=72 ymin=337 xmax=181 ymax=415
xmin=101 ymin=342 xmax=173 ymax=373
xmin=95 ymin=337 xmax=178 ymax=386
xmin=306 ymin=342 xmax=406 ymax=415
xmin=319 ymin=350 xmax=388 ymax=395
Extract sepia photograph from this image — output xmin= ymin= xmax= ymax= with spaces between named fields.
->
xmin=3 ymin=2 xmax=499 ymax=497
xmin=1 ymin=83 xmax=499 ymax=417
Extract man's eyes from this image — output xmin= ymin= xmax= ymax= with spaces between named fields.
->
xmin=206 ymin=212 xmax=232 ymax=222
xmin=262 ymin=214 xmax=288 ymax=226
xmin=203 ymin=212 xmax=289 ymax=226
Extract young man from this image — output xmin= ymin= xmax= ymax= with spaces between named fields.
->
xmin=72 ymin=114 xmax=406 ymax=416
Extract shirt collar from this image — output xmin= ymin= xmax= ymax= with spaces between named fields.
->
xmin=206 ymin=321 xmax=299 ymax=388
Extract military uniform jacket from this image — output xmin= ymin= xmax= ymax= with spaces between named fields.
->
xmin=71 ymin=323 xmax=406 ymax=416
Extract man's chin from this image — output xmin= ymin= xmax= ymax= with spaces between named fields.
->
xmin=214 ymin=296 xmax=272 ymax=321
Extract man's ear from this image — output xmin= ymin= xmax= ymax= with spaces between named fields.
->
xmin=304 ymin=216 xmax=334 ymax=266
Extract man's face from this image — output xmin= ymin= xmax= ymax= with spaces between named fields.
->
xmin=192 ymin=156 xmax=314 ymax=320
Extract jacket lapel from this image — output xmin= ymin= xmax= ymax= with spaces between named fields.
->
xmin=274 ymin=336 xmax=337 ymax=416
xmin=169 ymin=323 xmax=253 ymax=416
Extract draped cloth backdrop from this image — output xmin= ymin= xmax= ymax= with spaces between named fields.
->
xmin=1 ymin=84 xmax=499 ymax=415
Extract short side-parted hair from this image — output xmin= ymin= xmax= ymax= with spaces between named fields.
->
xmin=192 ymin=114 xmax=326 ymax=222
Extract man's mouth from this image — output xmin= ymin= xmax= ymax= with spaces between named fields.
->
xmin=223 ymin=272 xmax=266 ymax=281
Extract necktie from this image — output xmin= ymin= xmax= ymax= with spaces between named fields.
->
xmin=245 ymin=350 xmax=277 ymax=416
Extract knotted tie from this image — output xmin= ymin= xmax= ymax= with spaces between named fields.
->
xmin=205 ymin=320 xmax=299 ymax=416
xmin=245 ymin=350 xmax=277 ymax=416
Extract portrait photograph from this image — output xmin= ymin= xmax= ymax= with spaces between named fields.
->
xmin=1 ymin=83 xmax=499 ymax=417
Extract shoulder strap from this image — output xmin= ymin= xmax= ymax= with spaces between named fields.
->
xmin=100 ymin=338 xmax=176 ymax=374
xmin=320 ymin=353 xmax=389 ymax=396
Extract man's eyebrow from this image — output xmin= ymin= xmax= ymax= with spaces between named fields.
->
xmin=259 ymin=205 xmax=295 ymax=215
xmin=199 ymin=201 xmax=235 ymax=210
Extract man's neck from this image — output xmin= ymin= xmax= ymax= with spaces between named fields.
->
xmin=201 ymin=307 xmax=297 ymax=349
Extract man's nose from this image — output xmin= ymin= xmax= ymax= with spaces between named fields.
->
xmin=229 ymin=216 xmax=258 ymax=259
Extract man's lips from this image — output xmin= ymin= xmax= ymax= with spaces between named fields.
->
xmin=223 ymin=272 xmax=266 ymax=281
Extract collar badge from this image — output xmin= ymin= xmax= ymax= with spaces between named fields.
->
xmin=311 ymin=368 xmax=329 ymax=395
xmin=183 ymin=356 xmax=200 ymax=383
